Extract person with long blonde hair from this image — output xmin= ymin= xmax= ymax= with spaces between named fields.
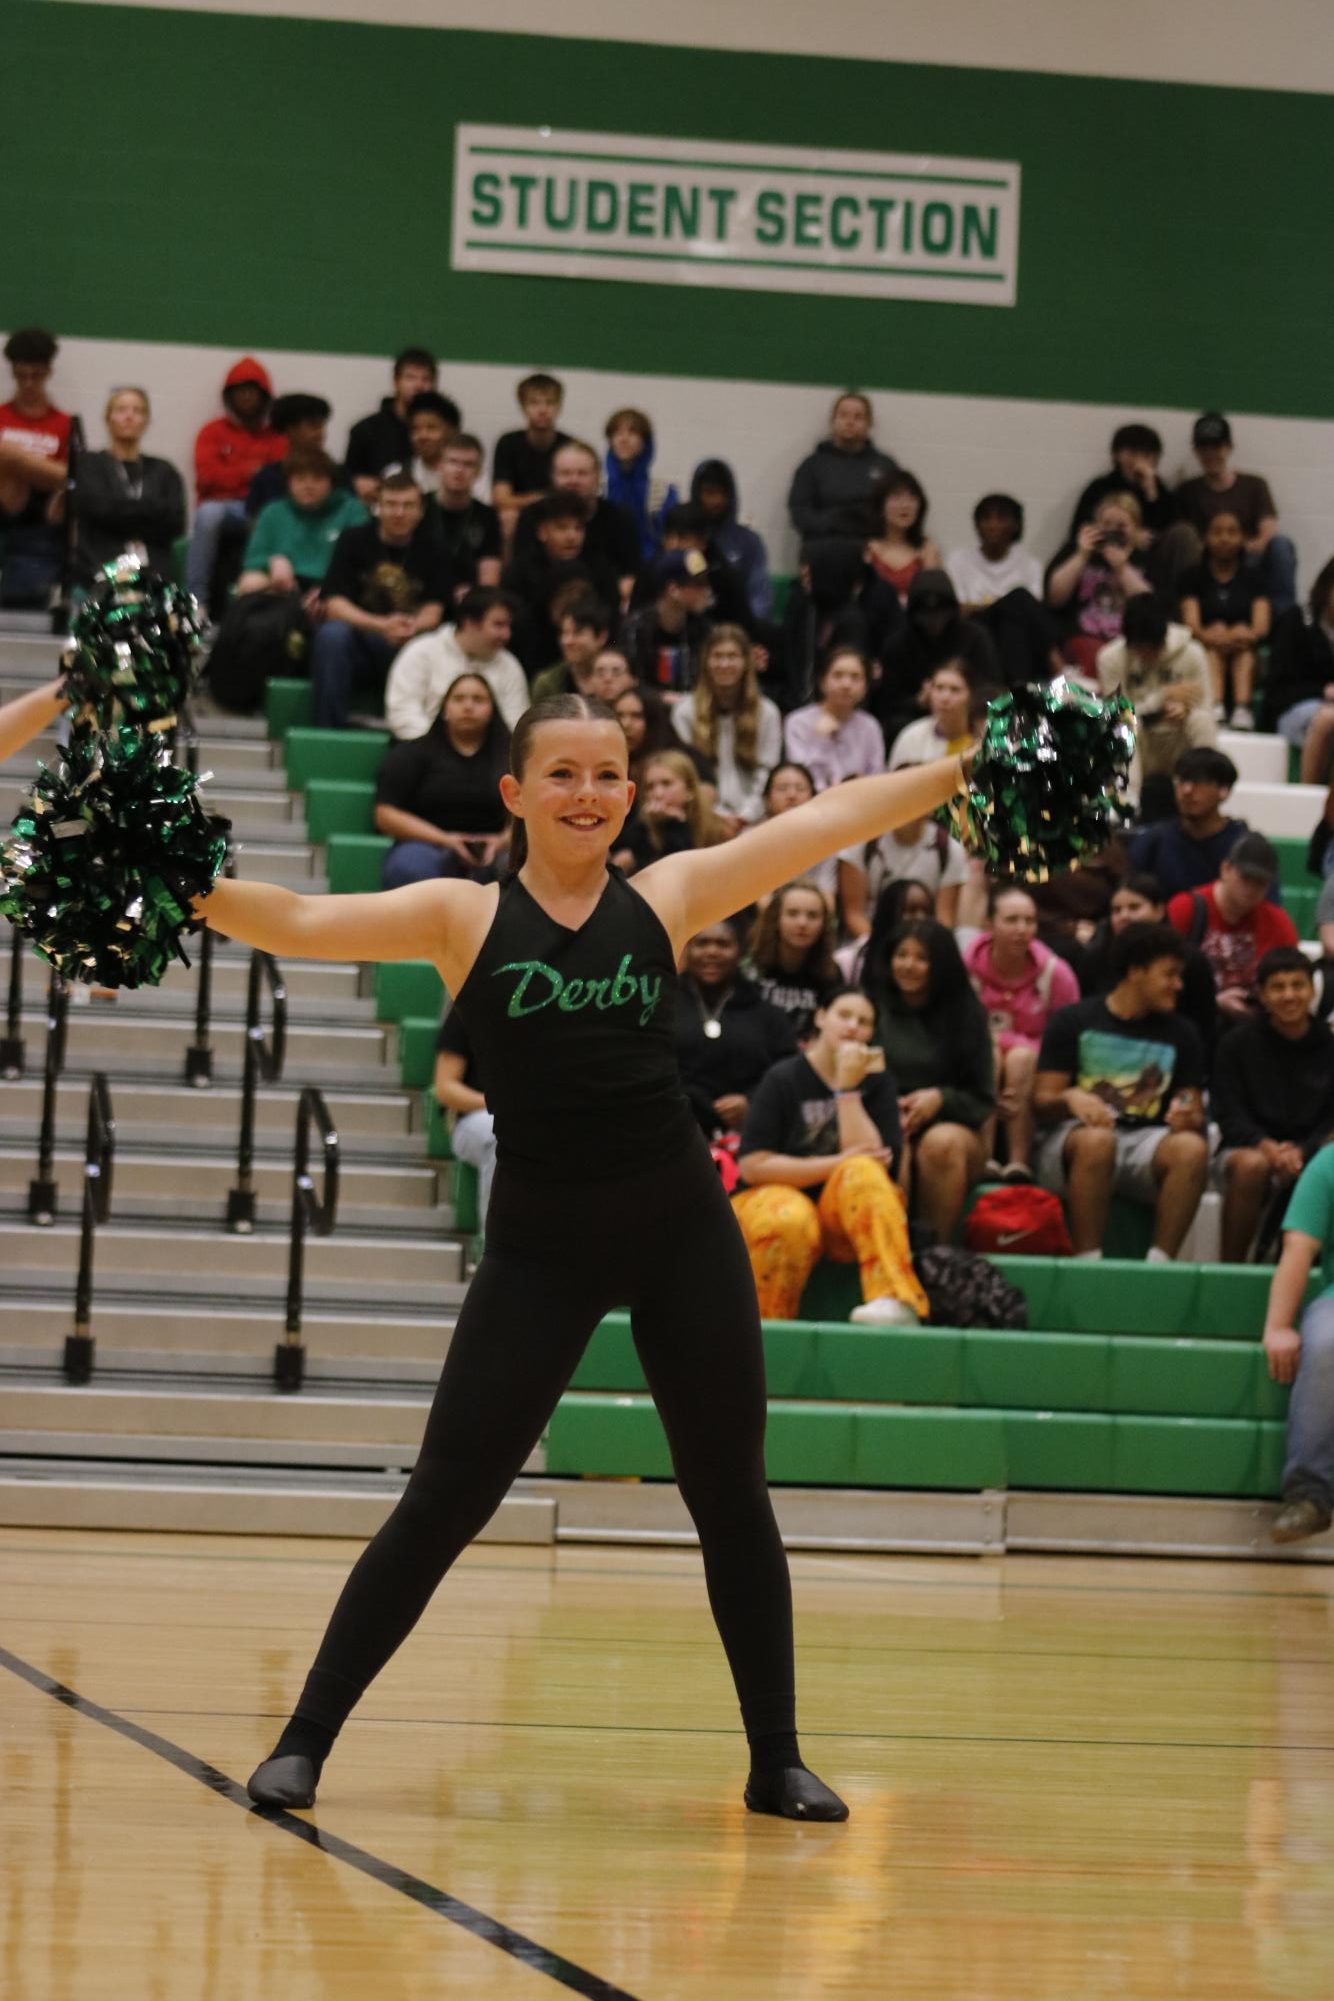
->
xmin=621 ymin=748 xmax=728 ymax=871
xmin=672 ymin=624 xmax=783 ymax=833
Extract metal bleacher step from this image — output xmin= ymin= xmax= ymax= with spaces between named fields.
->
xmin=9 ymin=1007 xmax=393 ymax=1083
xmin=0 ymin=1078 xmax=418 ymax=1144
xmin=1 ymin=1378 xmax=438 ymax=1451
xmin=0 ymin=1146 xmax=443 ymax=1212
xmin=88 ymin=981 xmax=377 ymax=1027
xmin=0 ymin=1218 xmax=462 ymax=1288
xmin=0 ymin=1296 xmax=454 ymax=1375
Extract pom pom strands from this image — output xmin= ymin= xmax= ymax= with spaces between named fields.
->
xmin=61 ymin=554 xmax=203 ymax=735
xmin=939 ymin=678 xmax=1136 ymax=882
xmin=0 ymin=727 xmax=230 ymax=990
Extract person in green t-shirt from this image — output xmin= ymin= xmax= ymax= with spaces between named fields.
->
xmin=237 ymin=446 xmax=366 ymax=606
xmin=1262 ymin=1141 xmax=1334 ymax=1544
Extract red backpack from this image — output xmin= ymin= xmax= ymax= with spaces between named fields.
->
xmin=964 ymin=1185 xmax=1072 ymax=1258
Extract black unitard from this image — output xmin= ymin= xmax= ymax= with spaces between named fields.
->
xmin=292 ymin=867 xmax=795 ymax=1747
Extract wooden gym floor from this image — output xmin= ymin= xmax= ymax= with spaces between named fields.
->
xmin=3 ymin=1527 xmax=1334 ymax=2000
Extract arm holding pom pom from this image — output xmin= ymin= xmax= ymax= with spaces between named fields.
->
xmin=196 ymin=875 xmax=494 ymax=991
xmin=0 ymin=678 xmax=68 ymax=763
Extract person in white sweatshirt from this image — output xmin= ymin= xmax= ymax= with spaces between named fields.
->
xmin=385 ymin=586 xmax=529 ymax=739
xmin=1096 ymin=593 xmax=1216 ymax=785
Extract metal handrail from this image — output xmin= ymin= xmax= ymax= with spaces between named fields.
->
xmin=1 ymin=924 xmax=24 ymax=1079
xmin=274 ymin=1086 xmax=339 ymax=1392
xmin=184 ymin=920 xmax=216 ymax=1086
xmin=28 ymin=971 xmax=69 ymax=1224
xmin=225 ymin=950 xmax=287 ymax=1232
xmin=63 ymin=1073 xmax=115 ymax=1385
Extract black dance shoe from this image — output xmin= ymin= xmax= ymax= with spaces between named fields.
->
xmin=246 ymin=1754 xmax=318 ymax=1809
xmin=745 ymin=1766 xmax=850 ymax=1821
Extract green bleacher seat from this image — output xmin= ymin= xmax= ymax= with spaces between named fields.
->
xmin=376 ymin=961 xmax=444 ymax=1022
xmin=771 ymin=573 xmax=792 ymax=619
xmin=325 ymin=832 xmax=391 ymax=893
xmin=265 ymin=677 xmax=313 ymax=738
xmin=305 ymin=779 xmax=376 ymax=843
xmin=1287 ymin=884 xmax=1318 ymax=938
xmin=284 ymin=727 xmax=388 ymax=793
xmin=1275 ymin=838 xmax=1307 ymax=890
xmin=396 ymin=1013 xmax=439 ymax=1089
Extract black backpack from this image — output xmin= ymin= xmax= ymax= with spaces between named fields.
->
xmin=915 ymin=1245 xmax=1029 ymax=1329
xmin=205 ymin=591 xmax=310 ymax=713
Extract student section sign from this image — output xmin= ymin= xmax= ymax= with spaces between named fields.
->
xmin=453 ymin=126 xmax=1021 ymax=306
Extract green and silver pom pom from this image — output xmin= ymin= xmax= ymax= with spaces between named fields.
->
xmin=0 ymin=726 xmax=230 ymax=989
xmin=939 ymin=677 xmax=1136 ymax=882
xmin=61 ymin=554 xmax=203 ymax=735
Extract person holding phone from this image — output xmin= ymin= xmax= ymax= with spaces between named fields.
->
xmin=373 ymin=672 xmax=511 ymax=886
xmin=733 ymin=987 xmax=927 ymax=1325
xmin=1045 ymin=493 xmax=1152 ymax=672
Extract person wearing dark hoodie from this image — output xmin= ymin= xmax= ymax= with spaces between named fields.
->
xmin=604 ymin=406 xmax=679 ymax=562
xmin=692 ymin=458 xmax=773 ymax=621
xmin=786 ymin=391 xmax=899 ymax=553
xmin=868 ymin=568 xmax=1001 ymax=748
xmin=344 ymin=348 xmax=438 ymax=503
xmin=777 ymin=541 xmax=902 ymax=713
xmin=186 ymin=356 xmax=286 ymax=606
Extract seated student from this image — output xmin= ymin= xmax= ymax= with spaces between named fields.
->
xmin=426 ymin=433 xmax=502 ymax=597
xmin=0 ymin=328 xmax=75 ymax=606
xmin=1260 ymin=556 xmax=1334 ymax=782
xmin=734 ymin=988 xmax=929 ymax=1326
xmin=672 ymin=624 xmax=783 ymax=832
xmin=862 ymin=917 xmax=995 ymax=1241
xmin=186 ymin=356 xmax=286 ymax=609
xmin=836 ymin=878 xmax=934 ymax=985
xmin=1166 ymin=833 xmax=1298 ymax=1022
xmin=1078 ymin=872 xmax=1217 ymax=1058
xmin=864 ymin=471 xmax=940 ymax=606
xmin=385 ymin=584 xmax=527 ymax=737
xmin=619 ymin=749 xmax=728 ymax=874
xmin=374 ymin=671 xmax=510 ymax=888
xmin=1128 ymin=747 xmax=1259 ymax=898
xmin=611 ymin=684 xmax=714 ymax=866
xmin=530 ymin=597 xmax=613 ymax=704
xmin=513 ymin=438 xmax=641 ymax=606
xmin=744 ymin=881 xmax=841 ymax=1042
xmin=784 ymin=649 xmax=886 ymax=791
xmin=604 ymin=407 xmax=679 ymax=562
xmin=756 ymin=760 xmax=869 ymax=942
xmin=1096 ymin=593 xmax=1216 ymax=785
xmin=1045 ymin=492 xmax=1152 ymax=672
xmin=311 ymin=471 xmax=448 ymax=728
xmin=1068 ymin=421 xmax=1194 ymax=594
xmin=674 ymin=921 xmax=799 ymax=1139
xmin=246 ymin=393 xmax=335 ymax=515
xmin=869 ymin=569 xmax=1000 ymax=748
xmin=589 ymin=644 xmax=636 ymax=705
xmin=1035 ymin=924 xmax=1209 ymax=1259
xmin=642 ymin=501 xmax=760 ymax=637
xmin=947 ymin=492 xmax=1042 ymax=610
xmin=777 ymin=540 xmax=901 ymax=713
xmin=433 ymin=1007 xmax=497 ymax=1227
xmin=887 ymin=658 xmax=981 ymax=768
xmin=237 ymin=448 xmax=367 ymax=600
xmin=1179 ymin=509 xmax=1271 ymax=728
xmin=787 ymin=391 xmax=899 ymax=553
xmin=344 ymin=348 xmax=438 ymax=502
xmin=1260 ymin=1143 xmax=1334 ymax=1542
xmin=1175 ymin=412 xmax=1298 ymax=617
xmin=1214 ymin=948 xmax=1334 ymax=1262
xmin=965 ymin=882 xmax=1082 ymax=1182
xmin=619 ymin=549 xmax=715 ymax=696
xmin=72 ymin=386 xmax=186 ymax=587
xmin=864 ymin=793 xmax=967 ymax=924
xmin=502 ymin=490 xmax=620 ymax=673
xmin=491 ymin=372 xmax=570 ymax=535
xmin=405 ymin=390 xmax=461 ymax=497
xmin=690 ymin=458 xmax=773 ymax=622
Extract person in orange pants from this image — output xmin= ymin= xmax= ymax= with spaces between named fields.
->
xmin=733 ymin=987 xmax=928 ymax=1324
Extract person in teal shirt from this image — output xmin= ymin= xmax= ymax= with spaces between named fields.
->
xmin=238 ymin=447 xmax=366 ymax=603
xmin=1262 ymin=1140 xmax=1334 ymax=1544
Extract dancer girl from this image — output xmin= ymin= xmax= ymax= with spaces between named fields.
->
xmin=197 ymin=694 xmax=969 ymax=1823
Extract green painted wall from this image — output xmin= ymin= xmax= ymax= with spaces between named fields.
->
xmin=6 ymin=2 xmax=1332 ymax=417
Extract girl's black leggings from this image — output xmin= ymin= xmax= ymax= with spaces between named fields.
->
xmin=293 ymin=1134 xmax=796 ymax=1745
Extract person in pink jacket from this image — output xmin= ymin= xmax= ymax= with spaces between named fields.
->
xmin=964 ymin=883 xmax=1080 ymax=1180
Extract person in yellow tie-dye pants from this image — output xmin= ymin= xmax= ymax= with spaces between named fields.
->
xmin=732 ymin=988 xmax=929 ymax=1326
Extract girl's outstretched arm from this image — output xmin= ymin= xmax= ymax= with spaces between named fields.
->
xmin=196 ymin=875 xmax=492 ymax=983
xmin=0 ymin=678 xmax=68 ymax=765
xmin=638 ymin=755 xmax=969 ymax=952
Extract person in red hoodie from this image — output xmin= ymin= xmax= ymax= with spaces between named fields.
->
xmin=186 ymin=357 xmax=285 ymax=610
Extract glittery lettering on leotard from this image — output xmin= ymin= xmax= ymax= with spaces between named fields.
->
xmin=494 ymin=953 xmax=662 ymax=1026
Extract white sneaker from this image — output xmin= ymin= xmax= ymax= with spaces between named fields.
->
xmin=1229 ymin=705 xmax=1254 ymax=730
xmin=850 ymin=1296 xmax=921 ymax=1326
xmin=1213 ymin=701 xmax=1227 ymax=723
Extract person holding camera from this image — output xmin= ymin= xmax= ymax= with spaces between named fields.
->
xmin=1045 ymin=493 xmax=1152 ymax=673
xmin=374 ymin=671 xmax=511 ymax=887
xmin=733 ymin=987 xmax=928 ymax=1325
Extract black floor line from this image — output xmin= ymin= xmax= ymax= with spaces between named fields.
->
xmin=0 ymin=1642 xmax=643 ymax=2001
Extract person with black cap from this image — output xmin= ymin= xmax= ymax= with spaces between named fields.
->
xmin=1176 ymin=413 xmax=1298 ymax=616
xmin=1165 ymin=831 xmax=1298 ymax=1020
xmin=619 ymin=549 xmax=715 ymax=696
